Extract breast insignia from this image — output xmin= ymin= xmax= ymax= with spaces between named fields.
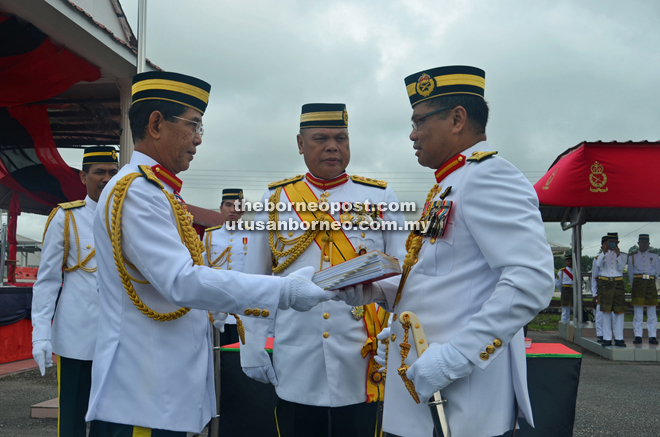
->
xmin=350 ymin=175 xmax=387 ymax=189
xmin=138 ymin=165 xmax=165 ymax=189
xmin=467 ymin=151 xmax=498 ymax=162
xmin=58 ymin=200 xmax=86 ymax=210
xmin=268 ymin=174 xmax=304 ymax=189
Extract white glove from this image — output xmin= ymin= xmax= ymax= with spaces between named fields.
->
xmin=209 ymin=311 xmax=228 ymax=333
xmin=243 ymin=364 xmax=278 ymax=385
xmin=406 ymin=342 xmax=474 ymax=401
xmin=334 ymin=282 xmax=384 ymax=306
xmin=240 ymin=317 xmax=278 ymax=386
xmin=280 ymin=266 xmax=336 ymax=312
xmin=375 ymin=327 xmax=390 ymax=368
xmin=32 ymin=340 xmax=53 ymax=376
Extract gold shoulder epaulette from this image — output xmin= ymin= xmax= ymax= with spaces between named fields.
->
xmin=467 ymin=151 xmax=498 ymax=162
xmin=350 ymin=175 xmax=387 ymax=189
xmin=594 ymin=255 xmax=599 ymax=260
xmin=138 ymin=165 xmax=165 ymax=189
xmin=268 ymin=174 xmax=304 ymax=189
xmin=59 ymin=200 xmax=86 ymax=210
xmin=205 ymin=224 xmax=223 ymax=233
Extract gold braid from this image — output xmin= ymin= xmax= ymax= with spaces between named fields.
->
xmin=62 ymin=210 xmax=96 ymax=273
xmin=398 ymin=313 xmax=421 ymax=403
xmin=267 ymin=186 xmax=321 ymax=273
xmin=392 ymin=184 xmax=441 ymax=308
xmin=109 ymin=172 xmax=205 ymax=321
xmin=42 ymin=206 xmax=60 ymax=243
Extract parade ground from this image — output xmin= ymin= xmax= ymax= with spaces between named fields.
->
xmin=0 ymin=330 xmax=657 ymax=437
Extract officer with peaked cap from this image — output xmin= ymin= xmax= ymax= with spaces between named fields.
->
xmin=86 ymin=72 xmax=335 ymax=436
xmin=240 ymin=103 xmax=407 ymax=436
xmin=204 ymin=188 xmax=250 ymax=344
xmin=628 ymin=234 xmax=659 ymax=345
xmin=32 ymin=146 xmax=118 ymax=436
xmin=595 ymin=232 xmax=627 ymax=347
xmin=556 ymin=253 xmax=575 ymax=323
xmin=591 ymin=236 xmax=610 ymax=342
xmin=336 ymin=66 xmax=555 ymax=436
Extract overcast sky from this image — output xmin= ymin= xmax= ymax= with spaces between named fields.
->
xmin=14 ymin=0 xmax=660 ymax=256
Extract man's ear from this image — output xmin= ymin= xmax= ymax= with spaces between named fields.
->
xmin=451 ymin=106 xmax=468 ymax=134
xmin=79 ymin=170 xmax=87 ymax=185
xmin=297 ymin=133 xmax=304 ymax=155
xmin=147 ymin=111 xmax=164 ymax=140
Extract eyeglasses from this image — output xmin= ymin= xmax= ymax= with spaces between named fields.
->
xmin=411 ymin=106 xmax=454 ymax=131
xmin=171 ymin=115 xmax=204 ymax=137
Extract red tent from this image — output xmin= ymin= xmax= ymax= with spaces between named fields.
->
xmin=535 ymin=141 xmax=660 ymax=223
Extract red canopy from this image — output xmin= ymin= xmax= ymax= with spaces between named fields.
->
xmin=535 ymin=141 xmax=660 ymax=208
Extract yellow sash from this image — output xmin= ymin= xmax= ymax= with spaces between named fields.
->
xmin=284 ymin=180 xmax=388 ymax=403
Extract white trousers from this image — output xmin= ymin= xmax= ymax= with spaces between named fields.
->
xmin=633 ymin=305 xmax=658 ymax=338
xmin=595 ymin=304 xmax=603 ymax=337
xmin=602 ymin=312 xmax=624 ymax=341
xmin=561 ymin=307 xmax=571 ymax=323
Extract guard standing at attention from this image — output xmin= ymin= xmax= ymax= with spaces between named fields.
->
xmin=85 ymin=71 xmax=334 ymax=436
xmin=627 ymin=234 xmax=659 ymax=345
xmin=595 ymin=232 xmax=627 ymax=347
xmin=204 ymin=188 xmax=250 ymax=344
xmin=32 ymin=146 xmax=118 ymax=436
xmin=591 ymin=236 xmax=609 ymax=343
xmin=556 ymin=253 xmax=574 ymax=323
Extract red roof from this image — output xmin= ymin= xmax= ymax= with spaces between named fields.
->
xmin=534 ymin=141 xmax=660 ymax=209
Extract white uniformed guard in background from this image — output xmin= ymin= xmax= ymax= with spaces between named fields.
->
xmin=204 ymin=188 xmax=250 ymax=344
xmin=556 ymin=253 xmax=574 ymax=323
xmin=627 ymin=234 xmax=659 ymax=345
xmin=86 ymin=71 xmax=335 ymax=437
xmin=240 ymin=103 xmax=407 ymax=436
xmin=595 ymin=232 xmax=628 ymax=348
xmin=31 ymin=146 xmax=118 ymax=437
xmin=591 ymin=236 xmax=609 ymax=343
xmin=337 ymin=65 xmax=555 ymax=437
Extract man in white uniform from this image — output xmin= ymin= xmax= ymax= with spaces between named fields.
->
xmin=86 ymin=71 xmax=334 ymax=437
xmin=31 ymin=146 xmax=118 ymax=437
xmin=627 ymin=234 xmax=659 ymax=345
xmin=240 ymin=103 xmax=407 ymax=436
xmin=595 ymin=232 xmax=628 ymax=348
xmin=204 ymin=188 xmax=250 ymax=344
xmin=556 ymin=253 xmax=574 ymax=323
xmin=591 ymin=236 xmax=609 ymax=342
xmin=338 ymin=66 xmax=555 ymax=437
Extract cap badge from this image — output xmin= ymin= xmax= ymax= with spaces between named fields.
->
xmin=416 ymin=73 xmax=435 ymax=97
xmin=343 ymin=108 xmax=349 ymax=125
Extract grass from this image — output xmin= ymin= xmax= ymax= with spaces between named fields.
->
xmin=528 ymin=313 xmax=561 ymax=331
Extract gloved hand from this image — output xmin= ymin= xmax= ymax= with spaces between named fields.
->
xmin=334 ymin=282 xmax=384 ymax=306
xmin=209 ymin=311 xmax=229 ymax=333
xmin=280 ymin=266 xmax=336 ymax=312
xmin=375 ymin=327 xmax=390 ymax=368
xmin=406 ymin=342 xmax=474 ymax=401
xmin=240 ymin=316 xmax=278 ymax=386
xmin=32 ymin=340 xmax=53 ymax=376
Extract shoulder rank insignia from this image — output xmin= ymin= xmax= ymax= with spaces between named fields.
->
xmin=58 ymin=199 xmax=86 ymax=210
xmin=205 ymin=224 xmax=223 ymax=233
xmin=268 ymin=174 xmax=304 ymax=189
xmin=594 ymin=255 xmax=599 ymax=260
xmin=467 ymin=151 xmax=498 ymax=162
xmin=138 ymin=165 xmax=165 ymax=189
xmin=350 ymin=175 xmax=387 ymax=189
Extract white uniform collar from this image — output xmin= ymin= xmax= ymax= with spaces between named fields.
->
xmin=84 ymin=195 xmax=98 ymax=212
xmin=129 ymin=151 xmax=160 ymax=167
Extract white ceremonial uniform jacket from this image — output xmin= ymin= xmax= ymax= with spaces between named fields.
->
xmin=627 ymin=250 xmax=660 ymax=285
xmin=87 ymin=152 xmax=283 ymax=433
xmin=591 ymin=256 xmax=600 ymax=297
xmin=556 ymin=266 xmax=574 ymax=290
xmin=204 ymin=224 xmax=250 ymax=324
xmin=595 ymin=250 xmax=627 ymax=278
xmin=242 ymin=173 xmax=407 ymax=407
xmin=377 ymin=142 xmax=555 ymax=437
xmin=32 ymin=196 xmax=98 ymax=360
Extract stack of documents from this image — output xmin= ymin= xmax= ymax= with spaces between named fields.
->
xmin=312 ymin=250 xmax=401 ymax=290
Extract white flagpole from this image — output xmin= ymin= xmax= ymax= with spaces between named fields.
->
xmin=137 ymin=0 xmax=147 ymax=73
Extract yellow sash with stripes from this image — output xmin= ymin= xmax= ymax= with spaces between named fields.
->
xmin=283 ymin=180 xmax=388 ymax=402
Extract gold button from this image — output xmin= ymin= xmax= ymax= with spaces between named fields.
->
xmin=261 ymin=310 xmax=270 ymax=317
xmin=458 ymin=156 xmax=464 ymax=162
xmin=390 ymin=334 xmax=396 ymax=341
xmin=228 ymin=260 xmax=232 ymax=263
xmin=493 ymin=339 xmax=502 ymax=348
xmin=288 ymin=231 xmax=294 ymax=237
xmin=323 ymin=313 xmax=330 ymax=319
xmin=419 ymin=339 xmax=425 ymax=344
xmin=231 ymin=232 xmax=234 ymax=235
xmin=213 ymin=252 xmax=217 ymax=254
xmin=323 ymin=191 xmax=330 ymax=197
xmin=323 ymin=332 xmax=329 ymax=339
xmin=480 ymin=352 xmax=490 ymax=361
xmin=230 ymin=239 xmax=233 ymax=242
xmin=86 ymin=245 xmax=91 ymax=249
xmin=486 ymin=345 xmax=495 ymax=354
xmin=228 ymin=267 xmax=232 ymax=270
xmin=252 ymin=308 xmax=261 ymax=317
xmin=361 ymin=232 xmax=365 ymax=238
xmin=324 ymin=255 xmax=329 ymax=262
xmin=244 ymin=308 xmax=252 ymax=315
xmin=414 ymin=323 xmax=420 ymax=329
